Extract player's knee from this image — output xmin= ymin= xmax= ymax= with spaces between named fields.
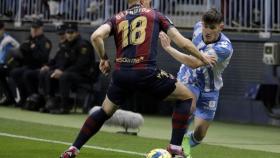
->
xmin=181 ymin=87 xmax=196 ymax=101
xmin=174 ymin=98 xmax=193 ymax=116
xmin=102 ymin=96 xmax=118 ymax=116
xmin=175 ymin=91 xmax=193 ymax=101
xmin=188 ymin=91 xmax=196 ymax=100
xmin=180 ymin=93 xmax=196 ymax=113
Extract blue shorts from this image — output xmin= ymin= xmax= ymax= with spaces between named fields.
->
xmin=107 ymin=69 xmax=177 ymax=106
xmin=187 ymin=84 xmax=219 ymax=121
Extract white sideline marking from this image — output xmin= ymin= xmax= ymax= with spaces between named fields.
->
xmin=0 ymin=132 xmax=146 ymax=157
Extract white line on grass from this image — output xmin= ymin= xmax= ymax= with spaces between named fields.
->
xmin=0 ymin=132 xmax=146 ymax=157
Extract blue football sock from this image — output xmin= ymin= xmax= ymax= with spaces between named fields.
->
xmin=188 ymin=131 xmax=201 ymax=147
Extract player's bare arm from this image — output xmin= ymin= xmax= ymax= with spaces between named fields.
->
xmin=91 ymin=24 xmax=111 ymax=74
xmin=166 ymin=27 xmax=213 ymax=66
xmin=91 ymin=23 xmax=111 ymax=59
xmin=159 ymin=32 xmax=217 ymax=68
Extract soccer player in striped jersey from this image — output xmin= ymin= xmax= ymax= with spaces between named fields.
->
xmin=60 ymin=1 xmax=216 ymax=158
xmin=159 ymin=8 xmax=233 ymax=157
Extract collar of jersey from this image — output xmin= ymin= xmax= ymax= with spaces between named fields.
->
xmin=203 ymin=33 xmax=222 ymax=45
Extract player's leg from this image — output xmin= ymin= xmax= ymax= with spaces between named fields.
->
xmin=167 ymin=83 xmax=200 ymax=113
xmin=188 ymin=117 xmax=210 ymax=147
xmin=60 ymin=74 xmax=127 ymax=158
xmin=145 ymin=69 xmax=194 ymax=157
xmin=60 ymin=96 xmax=118 ymax=158
xmin=72 ymin=96 xmax=118 ymax=149
xmin=165 ymin=81 xmax=196 ymax=157
xmin=184 ymin=90 xmax=219 ymax=148
xmin=176 ymin=85 xmax=199 ymax=157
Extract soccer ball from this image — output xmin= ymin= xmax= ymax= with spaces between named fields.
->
xmin=146 ymin=148 xmax=172 ymax=158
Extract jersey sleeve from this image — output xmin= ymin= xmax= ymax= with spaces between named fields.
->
xmin=212 ymin=41 xmax=233 ymax=63
xmin=156 ymin=11 xmax=174 ymax=33
xmin=1 ymin=35 xmax=20 ymax=49
xmin=103 ymin=16 xmax=116 ymax=36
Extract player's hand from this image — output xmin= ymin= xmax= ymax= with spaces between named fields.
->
xmin=99 ymin=59 xmax=110 ymax=76
xmin=40 ymin=65 xmax=50 ymax=72
xmin=202 ymin=53 xmax=217 ymax=67
xmin=51 ymin=69 xmax=63 ymax=79
xmin=159 ymin=31 xmax=171 ymax=51
xmin=30 ymin=43 xmax=36 ymax=49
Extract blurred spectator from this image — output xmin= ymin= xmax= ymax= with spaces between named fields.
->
xmin=61 ymin=0 xmax=80 ymax=20
xmin=87 ymin=0 xmax=104 ymax=25
xmin=86 ymin=0 xmax=100 ymax=13
xmin=38 ymin=24 xmax=68 ymax=112
xmin=10 ymin=19 xmax=52 ymax=108
xmin=48 ymin=22 xmax=96 ymax=114
xmin=48 ymin=0 xmax=61 ymax=19
xmin=166 ymin=0 xmax=176 ymax=14
xmin=41 ymin=0 xmax=50 ymax=18
xmin=0 ymin=0 xmax=18 ymax=19
xmin=229 ymin=0 xmax=262 ymax=28
xmin=0 ymin=21 xmax=20 ymax=105
xmin=22 ymin=0 xmax=50 ymax=20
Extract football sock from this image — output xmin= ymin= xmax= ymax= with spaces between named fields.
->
xmin=188 ymin=131 xmax=201 ymax=147
xmin=170 ymin=99 xmax=192 ymax=146
xmin=73 ymin=108 xmax=110 ymax=149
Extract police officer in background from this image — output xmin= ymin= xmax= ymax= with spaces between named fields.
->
xmin=38 ymin=24 xmax=68 ymax=112
xmin=49 ymin=22 xmax=95 ymax=114
xmin=22 ymin=24 xmax=68 ymax=111
xmin=10 ymin=19 xmax=52 ymax=107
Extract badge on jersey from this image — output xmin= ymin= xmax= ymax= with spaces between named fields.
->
xmin=81 ymin=47 xmax=88 ymax=54
xmin=208 ymin=101 xmax=217 ymax=110
xmin=45 ymin=42 xmax=51 ymax=50
xmin=157 ymin=70 xmax=175 ymax=79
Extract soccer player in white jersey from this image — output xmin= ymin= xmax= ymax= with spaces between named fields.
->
xmin=159 ymin=8 xmax=233 ymax=157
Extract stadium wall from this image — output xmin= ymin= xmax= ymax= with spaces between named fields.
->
xmin=6 ymin=24 xmax=280 ymax=126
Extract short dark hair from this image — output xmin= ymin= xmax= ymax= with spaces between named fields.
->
xmin=202 ymin=8 xmax=223 ymax=25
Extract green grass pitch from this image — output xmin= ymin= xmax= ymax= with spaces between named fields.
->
xmin=0 ymin=118 xmax=279 ymax=158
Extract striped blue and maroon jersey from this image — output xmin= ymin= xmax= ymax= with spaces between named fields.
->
xmin=105 ymin=4 xmax=174 ymax=70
